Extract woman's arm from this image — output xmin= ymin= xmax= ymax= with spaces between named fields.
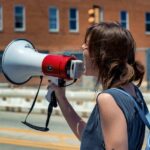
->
xmin=97 ymin=93 xmax=128 ymax=150
xmin=48 ymin=83 xmax=86 ymax=140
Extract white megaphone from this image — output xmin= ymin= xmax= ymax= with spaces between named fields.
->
xmin=2 ymin=39 xmax=84 ymax=132
xmin=2 ymin=39 xmax=83 ymax=85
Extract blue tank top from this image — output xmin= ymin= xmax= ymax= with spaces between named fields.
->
xmin=80 ymin=86 xmax=146 ymax=150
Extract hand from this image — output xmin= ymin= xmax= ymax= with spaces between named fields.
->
xmin=47 ymin=81 xmax=66 ymax=102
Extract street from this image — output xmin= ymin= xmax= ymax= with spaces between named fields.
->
xmin=0 ymin=111 xmax=80 ymax=150
xmin=0 ymin=107 xmax=149 ymax=150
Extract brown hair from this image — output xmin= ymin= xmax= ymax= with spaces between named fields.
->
xmin=84 ymin=22 xmax=145 ymax=90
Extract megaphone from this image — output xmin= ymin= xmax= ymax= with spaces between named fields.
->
xmin=2 ymin=39 xmax=84 ymax=132
xmin=2 ymin=39 xmax=83 ymax=85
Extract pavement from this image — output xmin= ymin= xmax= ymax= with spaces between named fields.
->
xmin=0 ymin=85 xmax=150 ymax=150
xmin=0 ymin=110 xmax=148 ymax=150
xmin=0 ymin=111 xmax=80 ymax=150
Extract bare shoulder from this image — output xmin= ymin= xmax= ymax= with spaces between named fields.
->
xmin=97 ymin=93 xmax=125 ymax=121
xmin=97 ymin=93 xmax=117 ymax=109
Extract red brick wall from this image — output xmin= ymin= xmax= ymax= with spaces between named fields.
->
xmin=0 ymin=0 xmax=150 ymax=51
xmin=0 ymin=0 xmax=150 ymax=85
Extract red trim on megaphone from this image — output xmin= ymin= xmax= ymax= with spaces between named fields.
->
xmin=42 ymin=55 xmax=76 ymax=79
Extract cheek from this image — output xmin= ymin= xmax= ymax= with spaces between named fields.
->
xmin=83 ymin=51 xmax=99 ymax=76
xmin=83 ymin=51 xmax=94 ymax=74
xmin=83 ymin=51 xmax=90 ymax=65
xmin=83 ymin=50 xmax=90 ymax=59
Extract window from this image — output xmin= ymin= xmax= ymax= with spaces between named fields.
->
xmin=69 ymin=8 xmax=79 ymax=32
xmin=120 ymin=11 xmax=128 ymax=29
xmin=0 ymin=5 xmax=3 ymax=31
xmin=14 ymin=5 xmax=25 ymax=31
xmin=145 ymin=13 xmax=150 ymax=33
xmin=49 ymin=7 xmax=59 ymax=32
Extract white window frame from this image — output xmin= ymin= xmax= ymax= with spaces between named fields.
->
xmin=69 ymin=8 xmax=79 ymax=32
xmin=48 ymin=7 xmax=59 ymax=32
xmin=0 ymin=5 xmax=3 ymax=31
xmin=14 ymin=5 xmax=26 ymax=32
xmin=120 ymin=11 xmax=129 ymax=29
xmin=145 ymin=12 xmax=150 ymax=34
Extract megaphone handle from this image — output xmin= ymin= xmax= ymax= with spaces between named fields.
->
xmin=50 ymin=91 xmax=57 ymax=107
xmin=45 ymin=88 xmax=56 ymax=104
xmin=50 ymin=79 xmax=65 ymax=107
xmin=46 ymin=78 xmax=66 ymax=103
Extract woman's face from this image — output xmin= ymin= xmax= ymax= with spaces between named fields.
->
xmin=81 ymin=42 xmax=98 ymax=76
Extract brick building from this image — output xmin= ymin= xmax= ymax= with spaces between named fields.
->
xmin=0 ymin=0 xmax=150 ymax=87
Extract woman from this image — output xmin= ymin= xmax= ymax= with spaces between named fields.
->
xmin=48 ymin=22 xmax=146 ymax=150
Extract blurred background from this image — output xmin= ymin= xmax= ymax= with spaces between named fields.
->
xmin=0 ymin=0 xmax=150 ymax=149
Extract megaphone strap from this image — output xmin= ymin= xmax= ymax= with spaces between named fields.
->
xmin=22 ymin=76 xmax=53 ymax=132
xmin=22 ymin=121 xmax=49 ymax=131
xmin=24 ymin=76 xmax=43 ymax=122
xmin=22 ymin=77 xmax=76 ymax=132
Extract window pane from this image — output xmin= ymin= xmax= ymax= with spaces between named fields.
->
xmin=146 ymin=13 xmax=150 ymax=21
xmin=50 ymin=8 xmax=56 ymax=18
xmin=146 ymin=24 xmax=150 ymax=32
xmin=15 ymin=7 xmax=23 ymax=15
xmin=70 ymin=8 xmax=76 ymax=18
xmin=70 ymin=20 xmax=76 ymax=30
xmin=50 ymin=23 xmax=57 ymax=29
xmin=16 ymin=16 xmax=23 ymax=22
xmin=15 ymin=22 xmax=23 ymax=28
xmin=69 ymin=8 xmax=78 ymax=31
xmin=14 ymin=6 xmax=24 ymax=30
xmin=15 ymin=17 xmax=23 ymax=28
xmin=121 ymin=22 xmax=127 ymax=28
xmin=49 ymin=7 xmax=58 ymax=31
xmin=145 ymin=13 xmax=150 ymax=32
xmin=51 ymin=20 xmax=56 ymax=25
xmin=121 ymin=11 xmax=126 ymax=20
xmin=120 ymin=11 xmax=127 ymax=29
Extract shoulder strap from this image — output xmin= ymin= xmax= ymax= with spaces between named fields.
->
xmin=111 ymin=88 xmax=150 ymax=130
